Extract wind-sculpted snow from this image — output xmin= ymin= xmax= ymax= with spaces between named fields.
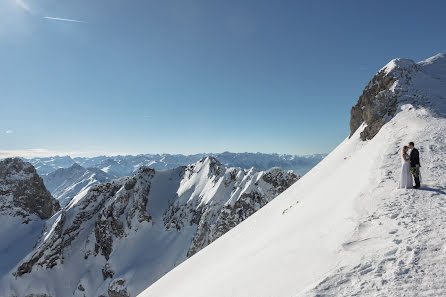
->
xmin=137 ymin=53 xmax=446 ymax=297
xmin=0 ymin=157 xmax=298 ymax=297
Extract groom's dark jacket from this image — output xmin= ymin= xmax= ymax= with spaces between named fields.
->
xmin=410 ymin=148 xmax=421 ymax=168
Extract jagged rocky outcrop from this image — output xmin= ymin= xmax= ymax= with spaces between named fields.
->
xmin=15 ymin=167 xmax=155 ymax=278
xmin=2 ymin=157 xmax=298 ymax=297
xmin=108 ymin=279 xmax=130 ymax=297
xmin=0 ymin=158 xmax=59 ymax=220
xmin=163 ymin=158 xmax=299 ymax=257
xmin=350 ymin=58 xmax=422 ymax=140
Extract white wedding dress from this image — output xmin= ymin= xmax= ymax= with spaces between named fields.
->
xmin=398 ymin=153 xmax=413 ymax=189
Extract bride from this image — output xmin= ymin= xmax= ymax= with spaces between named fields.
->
xmin=398 ymin=145 xmax=413 ymax=189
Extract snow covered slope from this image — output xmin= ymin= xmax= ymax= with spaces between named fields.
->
xmin=0 ymin=157 xmax=298 ymax=297
xmin=138 ymin=53 xmax=446 ymax=297
xmin=42 ymin=163 xmax=113 ymax=207
xmin=0 ymin=158 xmax=60 ymax=279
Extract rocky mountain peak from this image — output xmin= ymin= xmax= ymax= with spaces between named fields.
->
xmin=0 ymin=158 xmax=60 ymax=220
xmin=350 ymin=53 xmax=446 ymax=141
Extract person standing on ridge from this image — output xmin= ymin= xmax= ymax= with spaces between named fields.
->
xmin=409 ymin=141 xmax=421 ymax=189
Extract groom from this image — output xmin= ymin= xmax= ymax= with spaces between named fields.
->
xmin=408 ymin=142 xmax=421 ymax=189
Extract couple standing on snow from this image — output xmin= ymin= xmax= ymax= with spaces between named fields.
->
xmin=399 ymin=141 xmax=421 ymax=189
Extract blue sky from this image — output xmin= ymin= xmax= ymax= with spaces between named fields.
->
xmin=1 ymin=0 xmax=445 ymax=157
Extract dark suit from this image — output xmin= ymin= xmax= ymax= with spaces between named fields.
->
xmin=410 ymin=148 xmax=421 ymax=188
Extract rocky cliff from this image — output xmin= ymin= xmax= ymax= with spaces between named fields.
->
xmin=350 ymin=56 xmax=437 ymax=140
xmin=0 ymin=158 xmax=60 ymax=220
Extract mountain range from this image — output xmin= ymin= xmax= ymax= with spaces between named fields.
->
xmin=30 ymin=152 xmax=322 ymax=208
xmin=25 ymin=152 xmax=325 ymax=177
xmin=0 ymin=157 xmax=298 ymax=297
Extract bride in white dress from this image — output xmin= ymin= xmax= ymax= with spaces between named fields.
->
xmin=399 ymin=146 xmax=413 ymax=189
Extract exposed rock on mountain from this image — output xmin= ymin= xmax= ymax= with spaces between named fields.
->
xmin=163 ymin=158 xmax=298 ymax=257
xmin=0 ymin=158 xmax=59 ymax=219
xmin=350 ymin=58 xmax=423 ymax=140
xmin=0 ymin=158 xmax=60 ymax=279
xmin=42 ymin=163 xmax=113 ymax=207
xmin=1 ymin=157 xmax=298 ymax=297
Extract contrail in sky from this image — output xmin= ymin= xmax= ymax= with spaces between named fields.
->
xmin=14 ymin=0 xmax=86 ymax=23
xmin=43 ymin=16 xmax=86 ymax=23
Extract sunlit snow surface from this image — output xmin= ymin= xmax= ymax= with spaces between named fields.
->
xmin=139 ymin=55 xmax=446 ymax=297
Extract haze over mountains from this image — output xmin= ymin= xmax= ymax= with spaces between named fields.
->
xmin=25 ymin=152 xmax=325 ymax=176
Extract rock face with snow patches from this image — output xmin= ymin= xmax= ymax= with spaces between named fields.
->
xmin=42 ymin=163 xmax=113 ymax=207
xmin=349 ymin=56 xmax=438 ymax=140
xmin=0 ymin=158 xmax=60 ymax=281
xmin=163 ymin=157 xmax=298 ymax=257
xmin=0 ymin=158 xmax=60 ymax=220
xmin=0 ymin=157 xmax=298 ymax=297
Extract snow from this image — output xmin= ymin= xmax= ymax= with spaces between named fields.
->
xmin=140 ymin=106 xmax=446 ymax=297
xmin=101 ymin=165 xmax=111 ymax=173
xmin=0 ymin=215 xmax=44 ymax=278
xmin=42 ymin=163 xmax=113 ymax=207
xmin=138 ymin=54 xmax=446 ymax=297
xmin=418 ymin=53 xmax=446 ymax=80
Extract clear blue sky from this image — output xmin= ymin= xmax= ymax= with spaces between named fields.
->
xmin=1 ymin=0 xmax=445 ymax=157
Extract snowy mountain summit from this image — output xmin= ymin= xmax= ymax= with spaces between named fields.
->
xmin=137 ymin=53 xmax=446 ymax=297
xmin=351 ymin=53 xmax=446 ymax=140
xmin=0 ymin=157 xmax=298 ymax=297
